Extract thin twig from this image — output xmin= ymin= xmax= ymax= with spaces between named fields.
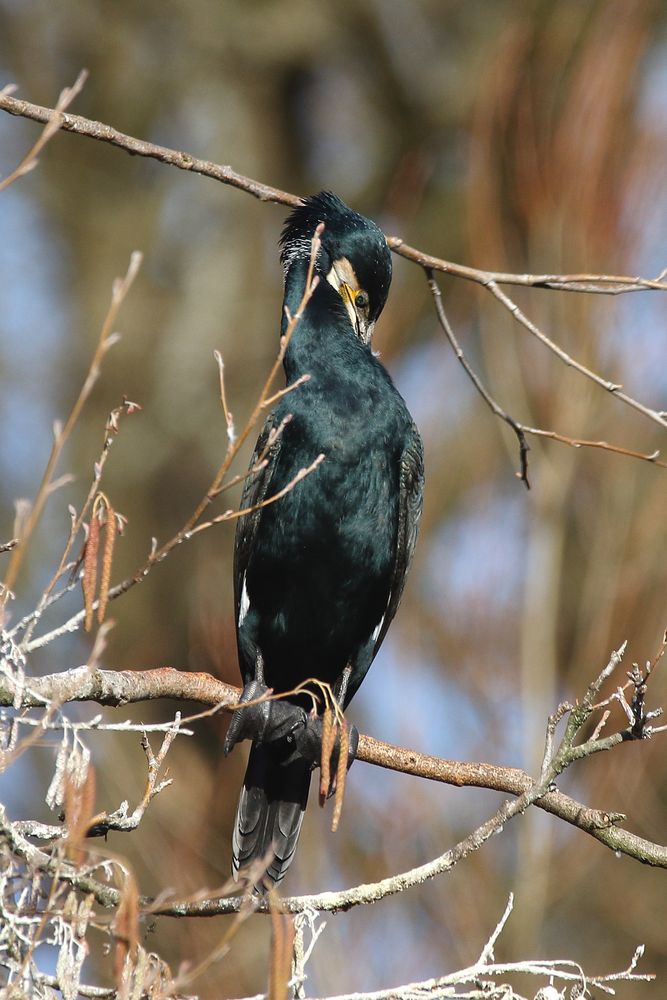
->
xmin=389 ymin=237 xmax=667 ymax=294
xmin=427 ymin=269 xmax=530 ymax=487
xmin=189 ymin=454 xmax=325 ymax=537
xmin=477 ymin=893 xmax=514 ymax=965
xmin=82 ymin=721 xmax=181 ymax=837
xmin=520 ymin=425 xmax=664 ymax=467
xmin=0 ymin=86 xmax=300 ymax=206
xmin=10 ymin=401 xmax=139 ymax=643
xmin=486 ymin=278 xmax=667 ymax=429
xmin=214 ymin=349 xmax=236 ymax=447
xmin=0 ymin=71 xmax=87 ymax=192
xmin=261 ymin=373 xmax=311 ymax=410
xmin=22 ymin=231 xmax=323 ymax=651
xmin=427 ymin=271 xmax=666 ymax=483
xmin=1 ymin=253 xmax=142 ymax=607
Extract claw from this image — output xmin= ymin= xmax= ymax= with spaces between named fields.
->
xmin=224 ymin=681 xmax=312 ymax=760
xmin=290 ymin=715 xmax=359 ymax=777
xmin=224 ymin=679 xmax=359 ymax=788
xmin=347 ymin=723 xmax=359 ymax=763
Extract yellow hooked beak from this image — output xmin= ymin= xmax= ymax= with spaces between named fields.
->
xmin=326 ymin=258 xmax=374 ymax=344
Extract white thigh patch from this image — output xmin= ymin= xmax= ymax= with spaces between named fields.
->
xmin=371 ymin=614 xmax=385 ymax=644
xmin=238 ymin=575 xmax=250 ymax=626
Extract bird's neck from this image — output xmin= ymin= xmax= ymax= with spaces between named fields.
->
xmin=281 ymin=260 xmax=356 ymax=379
xmin=281 ymin=259 xmax=324 ymax=332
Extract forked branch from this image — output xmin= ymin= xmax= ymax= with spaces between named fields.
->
xmin=1 ymin=86 xmax=665 ymax=295
xmin=427 ymin=271 xmax=666 ymax=486
xmin=0 ymin=82 xmax=664 ymax=493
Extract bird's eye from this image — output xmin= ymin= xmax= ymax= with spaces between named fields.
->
xmin=355 ymin=290 xmax=369 ymax=310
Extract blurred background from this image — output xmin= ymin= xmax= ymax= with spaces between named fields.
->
xmin=1 ymin=0 xmax=666 ymax=996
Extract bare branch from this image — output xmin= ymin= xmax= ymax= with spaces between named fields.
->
xmin=1 ymin=253 xmax=142 ymax=608
xmin=214 ymin=349 xmax=236 ymax=447
xmin=2 ymin=648 xmax=666 ymax=873
xmin=390 ymin=237 xmax=667 ymax=294
xmin=428 ymin=271 xmax=666 ymax=482
xmin=189 ymin=453 xmax=325 ymax=537
xmin=427 ymin=270 xmax=530 ymax=487
xmin=0 ymin=86 xmax=300 ymax=207
xmin=519 ymin=425 xmax=664 ymax=467
xmin=0 ymin=70 xmax=87 ymax=192
xmin=288 ymin=947 xmax=653 ymax=1000
xmin=486 ymin=278 xmax=667 ymax=430
xmin=285 ymin=938 xmax=653 ymax=1000
xmin=19 ymin=232 xmax=322 ymax=652
xmin=1 ymin=88 xmax=664 ymax=299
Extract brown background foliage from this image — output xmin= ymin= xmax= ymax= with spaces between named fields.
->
xmin=1 ymin=1 xmax=666 ymax=996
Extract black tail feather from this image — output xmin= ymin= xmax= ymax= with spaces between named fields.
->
xmin=232 ymin=741 xmax=311 ymax=889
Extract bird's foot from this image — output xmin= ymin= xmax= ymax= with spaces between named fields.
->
xmin=224 ymin=682 xmax=312 ymax=757
xmin=224 ymin=683 xmax=358 ymax=786
xmin=288 ymin=713 xmax=358 ymax=774
xmin=262 ymin=709 xmax=359 ymax=779
xmin=223 ymin=680 xmax=274 ymax=755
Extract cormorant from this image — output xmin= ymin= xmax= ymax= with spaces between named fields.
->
xmin=224 ymin=192 xmax=424 ymax=888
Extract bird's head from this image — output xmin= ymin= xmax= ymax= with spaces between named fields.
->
xmin=280 ymin=191 xmax=392 ymax=345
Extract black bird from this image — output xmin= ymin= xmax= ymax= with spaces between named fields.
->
xmin=225 ymin=192 xmax=424 ymax=888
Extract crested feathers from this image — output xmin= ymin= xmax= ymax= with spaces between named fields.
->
xmin=280 ymin=191 xmax=392 ymax=322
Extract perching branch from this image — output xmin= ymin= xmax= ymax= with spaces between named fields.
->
xmin=1 ymin=642 xmax=662 ymax=926
xmin=2 ymin=640 xmax=666 ymax=877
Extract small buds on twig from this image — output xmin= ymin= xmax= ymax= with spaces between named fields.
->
xmin=332 ymin=720 xmax=349 ymax=833
xmin=98 ymin=502 xmax=117 ymax=624
xmin=82 ymin=511 xmax=101 ymax=633
xmin=82 ymin=493 xmax=123 ymax=631
xmin=319 ymin=706 xmax=334 ymax=804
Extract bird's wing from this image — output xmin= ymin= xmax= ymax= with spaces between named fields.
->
xmin=233 ymin=413 xmax=282 ymax=623
xmin=372 ymin=421 xmax=424 ymax=656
